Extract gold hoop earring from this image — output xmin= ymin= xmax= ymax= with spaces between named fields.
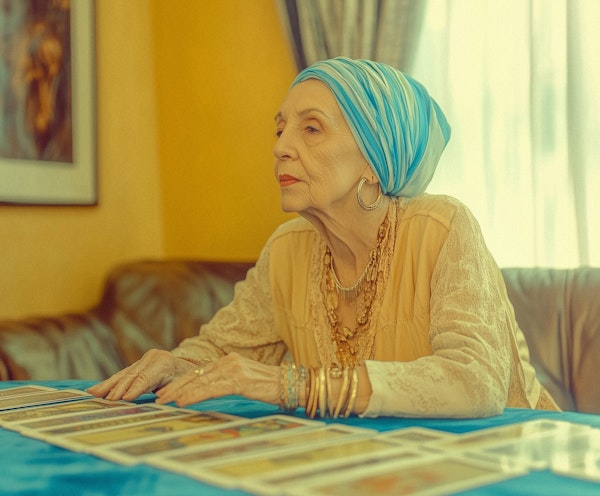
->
xmin=357 ymin=177 xmax=382 ymax=211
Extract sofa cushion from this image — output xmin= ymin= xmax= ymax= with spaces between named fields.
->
xmin=502 ymin=267 xmax=600 ymax=413
xmin=97 ymin=260 xmax=254 ymax=366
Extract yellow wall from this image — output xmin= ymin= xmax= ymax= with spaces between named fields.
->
xmin=0 ymin=0 xmax=296 ymax=319
xmin=150 ymin=0 xmax=296 ymax=260
xmin=0 ymin=2 xmax=164 ymax=319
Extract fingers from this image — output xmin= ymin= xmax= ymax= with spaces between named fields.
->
xmin=87 ymin=368 xmax=145 ymax=401
xmin=154 ymin=353 xmax=280 ymax=407
xmin=155 ymin=364 xmax=218 ymax=407
xmin=106 ymin=370 xmax=150 ymax=401
xmin=86 ymin=375 xmax=122 ymax=398
xmin=87 ymin=350 xmax=177 ymax=401
xmin=91 ymin=352 xmax=281 ymax=408
xmin=155 ymin=368 xmax=203 ymax=399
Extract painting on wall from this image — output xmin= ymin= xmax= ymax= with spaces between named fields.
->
xmin=0 ymin=0 xmax=96 ymax=205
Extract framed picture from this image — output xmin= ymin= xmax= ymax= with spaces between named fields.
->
xmin=0 ymin=0 xmax=96 ymax=205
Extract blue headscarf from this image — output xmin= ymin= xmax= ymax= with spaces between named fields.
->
xmin=291 ymin=57 xmax=451 ymax=197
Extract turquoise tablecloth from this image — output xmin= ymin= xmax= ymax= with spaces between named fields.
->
xmin=1 ymin=380 xmax=599 ymax=495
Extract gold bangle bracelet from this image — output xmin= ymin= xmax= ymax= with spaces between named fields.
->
xmin=318 ymin=368 xmax=327 ymax=418
xmin=333 ymin=368 xmax=350 ymax=418
xmin=304 ymin=367 xmax=312 ymax=411
xmin=325 ymin=368 xmax=335 ymax=417
xmin=344 ymin=369 xmax=359 ymax=418
xmin=307 ymin=368 xmax=319 ymax=419
xmin=305 ymin=368 xmax=314 ymax=418
xmin=312 ymin=368 xmax=321 ymax=418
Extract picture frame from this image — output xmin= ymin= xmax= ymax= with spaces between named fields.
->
xmin=0 ymin=0 xmax=97 ymax=206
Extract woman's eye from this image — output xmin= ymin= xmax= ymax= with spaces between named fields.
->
xmin=275 ymin=129 xmax=283 ymax=138
xmin=306 ymin=126 xmax=319 ymax=134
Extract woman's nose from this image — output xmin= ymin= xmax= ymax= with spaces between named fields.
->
xmin=273 ymin=129 xmax=297 ymax=160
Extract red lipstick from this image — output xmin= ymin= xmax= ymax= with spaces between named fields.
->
xmin=279 ymin=174 xmax=300 ymax=187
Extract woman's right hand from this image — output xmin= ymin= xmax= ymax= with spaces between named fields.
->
xmin=86 ymin=349 xmax=195 ymax=401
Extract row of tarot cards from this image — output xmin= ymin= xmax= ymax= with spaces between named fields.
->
xmin=2 ymin=385 xmax=600 ymax=496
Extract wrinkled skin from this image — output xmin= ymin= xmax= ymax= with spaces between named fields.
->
xmin=86 ymin=350 xmax=280 ymax=407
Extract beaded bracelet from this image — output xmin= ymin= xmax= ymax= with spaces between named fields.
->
xmin=279 ymin=362 xmax=291 ymax=412
xmin=279 ymin=362 xmax=305 ymax=413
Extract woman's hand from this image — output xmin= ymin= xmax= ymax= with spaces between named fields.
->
xmin=155 ymin=352 xmax=281 ymax=407
xmin=86 ymin=349 xmax=195 ymax=401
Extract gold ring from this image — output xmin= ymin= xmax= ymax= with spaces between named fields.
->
xmin=194 ymin=368 xmax=204 ymax=376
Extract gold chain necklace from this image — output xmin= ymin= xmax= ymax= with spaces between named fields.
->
xmin=323 ymin=212 xmax=390 ymax=367
xmin=329 ymin=262 xmax=369 ymax=302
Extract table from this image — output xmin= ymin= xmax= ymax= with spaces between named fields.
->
xmin=1 ymin=380 xmax=599 ymax=495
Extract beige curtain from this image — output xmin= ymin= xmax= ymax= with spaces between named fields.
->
xmin=412 ymin=0 xmax=600 ymax=267
xmin=277 ymin=0 xmax=426 ymax=71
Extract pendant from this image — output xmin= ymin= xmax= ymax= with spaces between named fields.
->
xmin=340 ymin=326 xmax=355 ymax=339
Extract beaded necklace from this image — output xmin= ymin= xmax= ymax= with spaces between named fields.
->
xmin=322 ymin=210 xmax=391 ymax=367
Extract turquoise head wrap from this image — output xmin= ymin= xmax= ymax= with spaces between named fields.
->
xmin=291 ymin=57 xmax=451 ymax=197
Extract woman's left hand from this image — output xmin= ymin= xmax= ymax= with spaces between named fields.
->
xmin=154 ymin=352 xmax=281 ymax=407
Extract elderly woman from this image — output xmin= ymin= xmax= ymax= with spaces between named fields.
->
xmin=89 ymin=57 xmax=558 ymax=418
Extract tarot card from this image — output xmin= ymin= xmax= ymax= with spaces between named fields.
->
xmin=17 ymin=403 xmax=184 ymax=433
xmin=432 ymin=419 xmax=589 ymax=452
xmin=243 ymin=448 xmax=427 ymax=496
xmin=0 ymin=385 xmax=56 ymax=398
xmin=48 ymin=410 xmax=241 ymax=452
xmin=150 ymin=423 xmax=374 ymax=473
xmin=553 ymin=442 xmax=600 ymax=483
xmin=556 ymin=460 xmax=600 ymax=484
xmin=464 ymin=424 xmax=600 ymax=471
xmin=94 ymin=414 xmax=321 ymax=465
xmin=286 ymin=453 xmax=525 ymax=496
xmin=186 ymin=436 xmax=415 ymax=489
xmin=0 ymin=389 xmax=92 ymax=411
xmin=0 ymin=398 xmax=132 ymax=430
xmin=376 ymin=426 xmax=457 ymax=446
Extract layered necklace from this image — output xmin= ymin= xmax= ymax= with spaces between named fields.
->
xmin=322 ymin=209 xmax=391 ymax=367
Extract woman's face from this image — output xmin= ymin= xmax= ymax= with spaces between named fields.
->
xmin=273 ymin=79 xmax=368 ymax=215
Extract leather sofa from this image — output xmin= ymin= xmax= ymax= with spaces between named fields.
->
xmin=0 ymin=260 xmax=598 ymax=414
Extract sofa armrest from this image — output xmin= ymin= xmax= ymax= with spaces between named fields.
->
xmin=567 ymin=267 xmax=600 ymax=413
xmin=0 ymin=260 xmax=254 ymax=382
xmin=502 ymin=268 xmax=576 ymax=411
xmin=0 ymin=313 xmax=125 ymax=381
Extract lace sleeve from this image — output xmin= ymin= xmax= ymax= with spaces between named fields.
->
xmin=171 ymin=242 xmax=288 ymax=365
xmin=363 ymin=201 xmax=511 ymax=418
